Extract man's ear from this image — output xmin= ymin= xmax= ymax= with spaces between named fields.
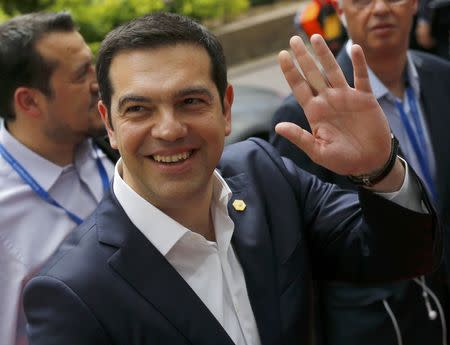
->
xmin=98 ymin=100 xmax=118 ymax=149
xmin=223 ymin=84 xmax=233 ymax=137
xmin=13 ymin=87 xmax=41 ymax=118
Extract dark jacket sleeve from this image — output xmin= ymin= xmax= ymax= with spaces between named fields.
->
xmin=276 ymin=149 xmax=440 ymax=283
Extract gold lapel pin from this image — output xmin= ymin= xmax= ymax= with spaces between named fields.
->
xmin=232 ymin=199 xmax=246 ymax=212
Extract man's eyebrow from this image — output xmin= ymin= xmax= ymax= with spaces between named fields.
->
xmin=175 ymin=87 xmax=214 ymax=100
xmin=117 ymin=87 xmax=213 ymax=111
xmin=117 ymin=95 xmax=152 ymax=112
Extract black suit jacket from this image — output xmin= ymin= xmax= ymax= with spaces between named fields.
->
xmin=270 ymin=49 xmax=450 ymax=345
xmin=24 ymin=139 xmax=437 ymax=345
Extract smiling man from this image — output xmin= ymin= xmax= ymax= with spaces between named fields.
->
xmin=103 ymin=44 xmax=231 ymax=239
xmin=23 ymin=12 xmax=440 ymax=345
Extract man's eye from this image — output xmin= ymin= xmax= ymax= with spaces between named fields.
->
xmin=125 ymin=105 xmax=144 ymax=113
xmin=74 ymin=72 xmax=87 ymax=82
xmin=75 ymin=65 xmax=92 ymax=82
xmin=184 ymin=98 xmax=202 ymax=105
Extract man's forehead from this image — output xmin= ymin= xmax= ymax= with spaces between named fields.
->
xmin=108 ymin=44 xmax=214 ymax=91
xmin=109 ymin=43 xmax=212 ymax=71
xmin=36 ymin=31 xmax=91 ymax=62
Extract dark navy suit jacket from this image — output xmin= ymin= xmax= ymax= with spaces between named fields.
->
xmin=24 ymin=138 xmax=437 ymax=345
xmin=270 ymin=49 xmax=450 ymax=345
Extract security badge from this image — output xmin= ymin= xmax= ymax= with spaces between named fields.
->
xmin=232 ymin=199 xmax=246 ymax=212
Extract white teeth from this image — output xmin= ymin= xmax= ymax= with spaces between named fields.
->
xmin=153 ymin=151 xmax=191 ymax=163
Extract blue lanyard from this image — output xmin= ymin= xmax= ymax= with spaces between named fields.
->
xmin=395 ymin=87 xmax=437 ymax=201
xmin=0 ymin=143 xmax=109 ymax=225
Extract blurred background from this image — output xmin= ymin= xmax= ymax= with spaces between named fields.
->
xmin=0 ymin=0 xmax=300 ymax=56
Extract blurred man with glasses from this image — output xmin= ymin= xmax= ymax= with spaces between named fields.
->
xmin=271 ymin=0 xmax=450 ymax=344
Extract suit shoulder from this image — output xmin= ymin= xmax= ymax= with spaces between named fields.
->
xmin=219 ymin=138 xmax=285 ymax=175
xmin=220 ymin=137 xmax=278 ymax=161
xmin=37 ymin=214 xmax=98 ymax=276
xmin=411 ymin=50 xmax=450 ymax=72
xmin=218 ymin=138 xmax=312 ymax=191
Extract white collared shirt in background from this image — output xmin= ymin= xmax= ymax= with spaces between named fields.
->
xmin=113 ymin=160 xmax=262 ymax=345
xmin=0 ymin=120 xmax=114 ymax=345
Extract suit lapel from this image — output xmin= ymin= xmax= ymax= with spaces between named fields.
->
xmin=225 ymin=173 xmax=281 ymax=345
xmin=97 ymin=192 xmax=234 ymax=345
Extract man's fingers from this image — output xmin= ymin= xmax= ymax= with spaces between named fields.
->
xmin=289 ymin=36 xmax=329 ymax=93
xmin=351 ymin=44 xmax=372 ymax=93
xmin=278 ymin=50 xmax=313 ymax=106
xmin=275 ymin=122 xmax=316 ymax=159
xmin=310 ymin=34 xmax=346 ymax=88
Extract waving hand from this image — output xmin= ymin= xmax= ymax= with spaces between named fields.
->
xmin=275 ymin=34 xmax=394 ymax=179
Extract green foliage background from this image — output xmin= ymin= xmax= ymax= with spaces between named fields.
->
xmin=0 ymin=0 xmax=251 ymax=54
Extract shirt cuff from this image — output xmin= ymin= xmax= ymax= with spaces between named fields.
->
xmin=375 ymin=157 xmax=428 ymax=213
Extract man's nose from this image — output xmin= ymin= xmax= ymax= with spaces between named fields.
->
xmin=151 ymin=110 xmax=187 ymax=142
xmin=371 ymin=0 xmax=390 ymax=12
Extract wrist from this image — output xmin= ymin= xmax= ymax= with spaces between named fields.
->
xmin=348 ymin=134 xmax=399 ymax=187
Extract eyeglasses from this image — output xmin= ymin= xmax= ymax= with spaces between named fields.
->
xmin=350 ymin=0 xmax=409 ymax=9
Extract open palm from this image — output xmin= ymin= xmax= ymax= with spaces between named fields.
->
xmin=276 ymin=35 xmax=391 ymax=177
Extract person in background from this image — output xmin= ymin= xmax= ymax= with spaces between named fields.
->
xmin=271 ymin=0 xmax=450 ymax=344
xmin=23 ymin=12 xmax=439 ymax=345
xmin=0 ymin=12 xmax=115 ymax=345
xmin=415 ymin=0 xmax=450 ymax=60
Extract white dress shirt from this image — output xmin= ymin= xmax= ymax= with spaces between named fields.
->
xmin=0 ymin=120 xmax=114 ymax=345
xmin=113 ymin=160 xmax=262 ymax=345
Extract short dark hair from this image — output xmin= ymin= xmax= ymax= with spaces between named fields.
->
xmin=96 ymin=12 xmax=228 ymax=126
xmin=0 ymin=12 xmax=75 ymax=121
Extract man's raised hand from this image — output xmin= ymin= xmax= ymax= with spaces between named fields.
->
xmin=275 ymin=34 xmax=393 ymax=179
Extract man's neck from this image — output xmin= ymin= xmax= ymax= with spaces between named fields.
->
xmin=161 ymin=182 xmax=216 ymax=242
xmin=365 ymin=52 xmax=408 ymax=99
xmin=6 ymin=121 xmax=78 ymax=166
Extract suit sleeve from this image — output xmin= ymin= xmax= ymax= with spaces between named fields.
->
xmin=24 ymin=276 xmax=110 ymax=345
xmin=280 ymin=156 xmax=440 ymax=283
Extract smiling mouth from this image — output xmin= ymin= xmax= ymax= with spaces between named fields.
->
xmin=152 ymin=151 xmax=193 ymax=163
